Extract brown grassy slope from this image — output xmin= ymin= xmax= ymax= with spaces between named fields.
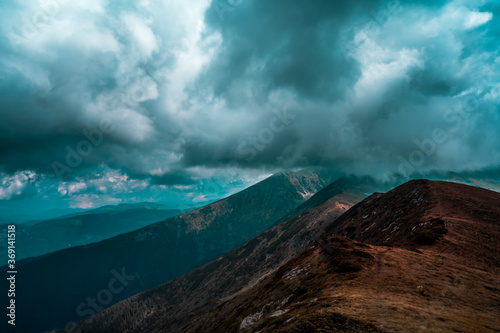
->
xmin=182 ymin=180 xmax=500 ymax=333
xmin=69 ymin=181 xmax=370 ymax=333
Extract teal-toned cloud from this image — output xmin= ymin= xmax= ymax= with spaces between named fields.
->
xmin=0 ymin=0 xmax=499 ymax=210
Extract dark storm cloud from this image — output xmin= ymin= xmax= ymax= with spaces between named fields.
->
xmin=0 ymin=0 xmax=499 ymax=205
xmin=179 ymin=0 xmax=500 ymax=175
xmin=200 ymin=0 xmax=381 ymax=102
xmin=0 ymin=0 xmax=191 ymax=181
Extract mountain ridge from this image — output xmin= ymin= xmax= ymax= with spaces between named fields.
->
xmin=183 ymin=180 xmax=500 ymax=332
xmin=64 ymin=176 xmax=397 ymax=332
xmin=70 ymin=180 xmax=500 ymax=333
xmin=2 ymin=170 xmax=334 ymax=333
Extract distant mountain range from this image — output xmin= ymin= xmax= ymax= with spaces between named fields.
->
xmin=3 ymin=169 xmax=500 ymax=333
xmin=0 ymin=203 xmax=186 ymax=260
xmin=2 ymin=170 xmax=336 ymax=332
xmin=61 ymin=175 xmax=379 ymax=333
xmin=0 ymin=208 xmax=86 ymax=225
xmin=71 ymin=180 xmax=500 ymax=333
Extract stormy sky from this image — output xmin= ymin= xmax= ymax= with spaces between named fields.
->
xmin=0 ymin=0 xmax=499 ymax=212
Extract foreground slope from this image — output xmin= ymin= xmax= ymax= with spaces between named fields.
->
xmin=67 ymin=176 xmax=390 ymax=332
xmin=184 ymin=180 xmax=500 ymax=333
xmin=76 ymin=180 xmax=500 ymax=333
xmin=1 ymin=170 xmax=330 ymax=333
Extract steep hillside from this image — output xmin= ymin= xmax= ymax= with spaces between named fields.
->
xmin=64 ymin=176 xmax=389 ymax=333
xmin=1 ymin=170 xmax=331 ymax=333
xmin=283 ymin=175 xmax=391 ymax=219
xmin=73 ymin=180 xmax=500 ymax=333
xmin=181 ymin=180 xmax=500 ymax=333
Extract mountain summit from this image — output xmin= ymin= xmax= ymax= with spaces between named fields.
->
xmin=72 ymin=180 xmax=500 ymax=333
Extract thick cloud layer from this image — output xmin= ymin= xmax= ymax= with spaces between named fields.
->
xmin=193 ymin=0 xmax=500 ymax=175
xmin=0 ymin=0 xmax=499 ymax=208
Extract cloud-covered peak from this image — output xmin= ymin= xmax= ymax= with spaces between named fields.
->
xmin=0 ymin=0 xmax=499 ymax=210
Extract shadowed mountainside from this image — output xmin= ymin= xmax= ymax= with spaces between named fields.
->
xmin=73 ymin=180 xmax=500 ymax=333
xmin=1 ymin=170 xmax=334 ymax=333
xmin=66 ymin=176 xmax=394 ymax=332
xmin=184 ymin=180 xmax=500 ymax=333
